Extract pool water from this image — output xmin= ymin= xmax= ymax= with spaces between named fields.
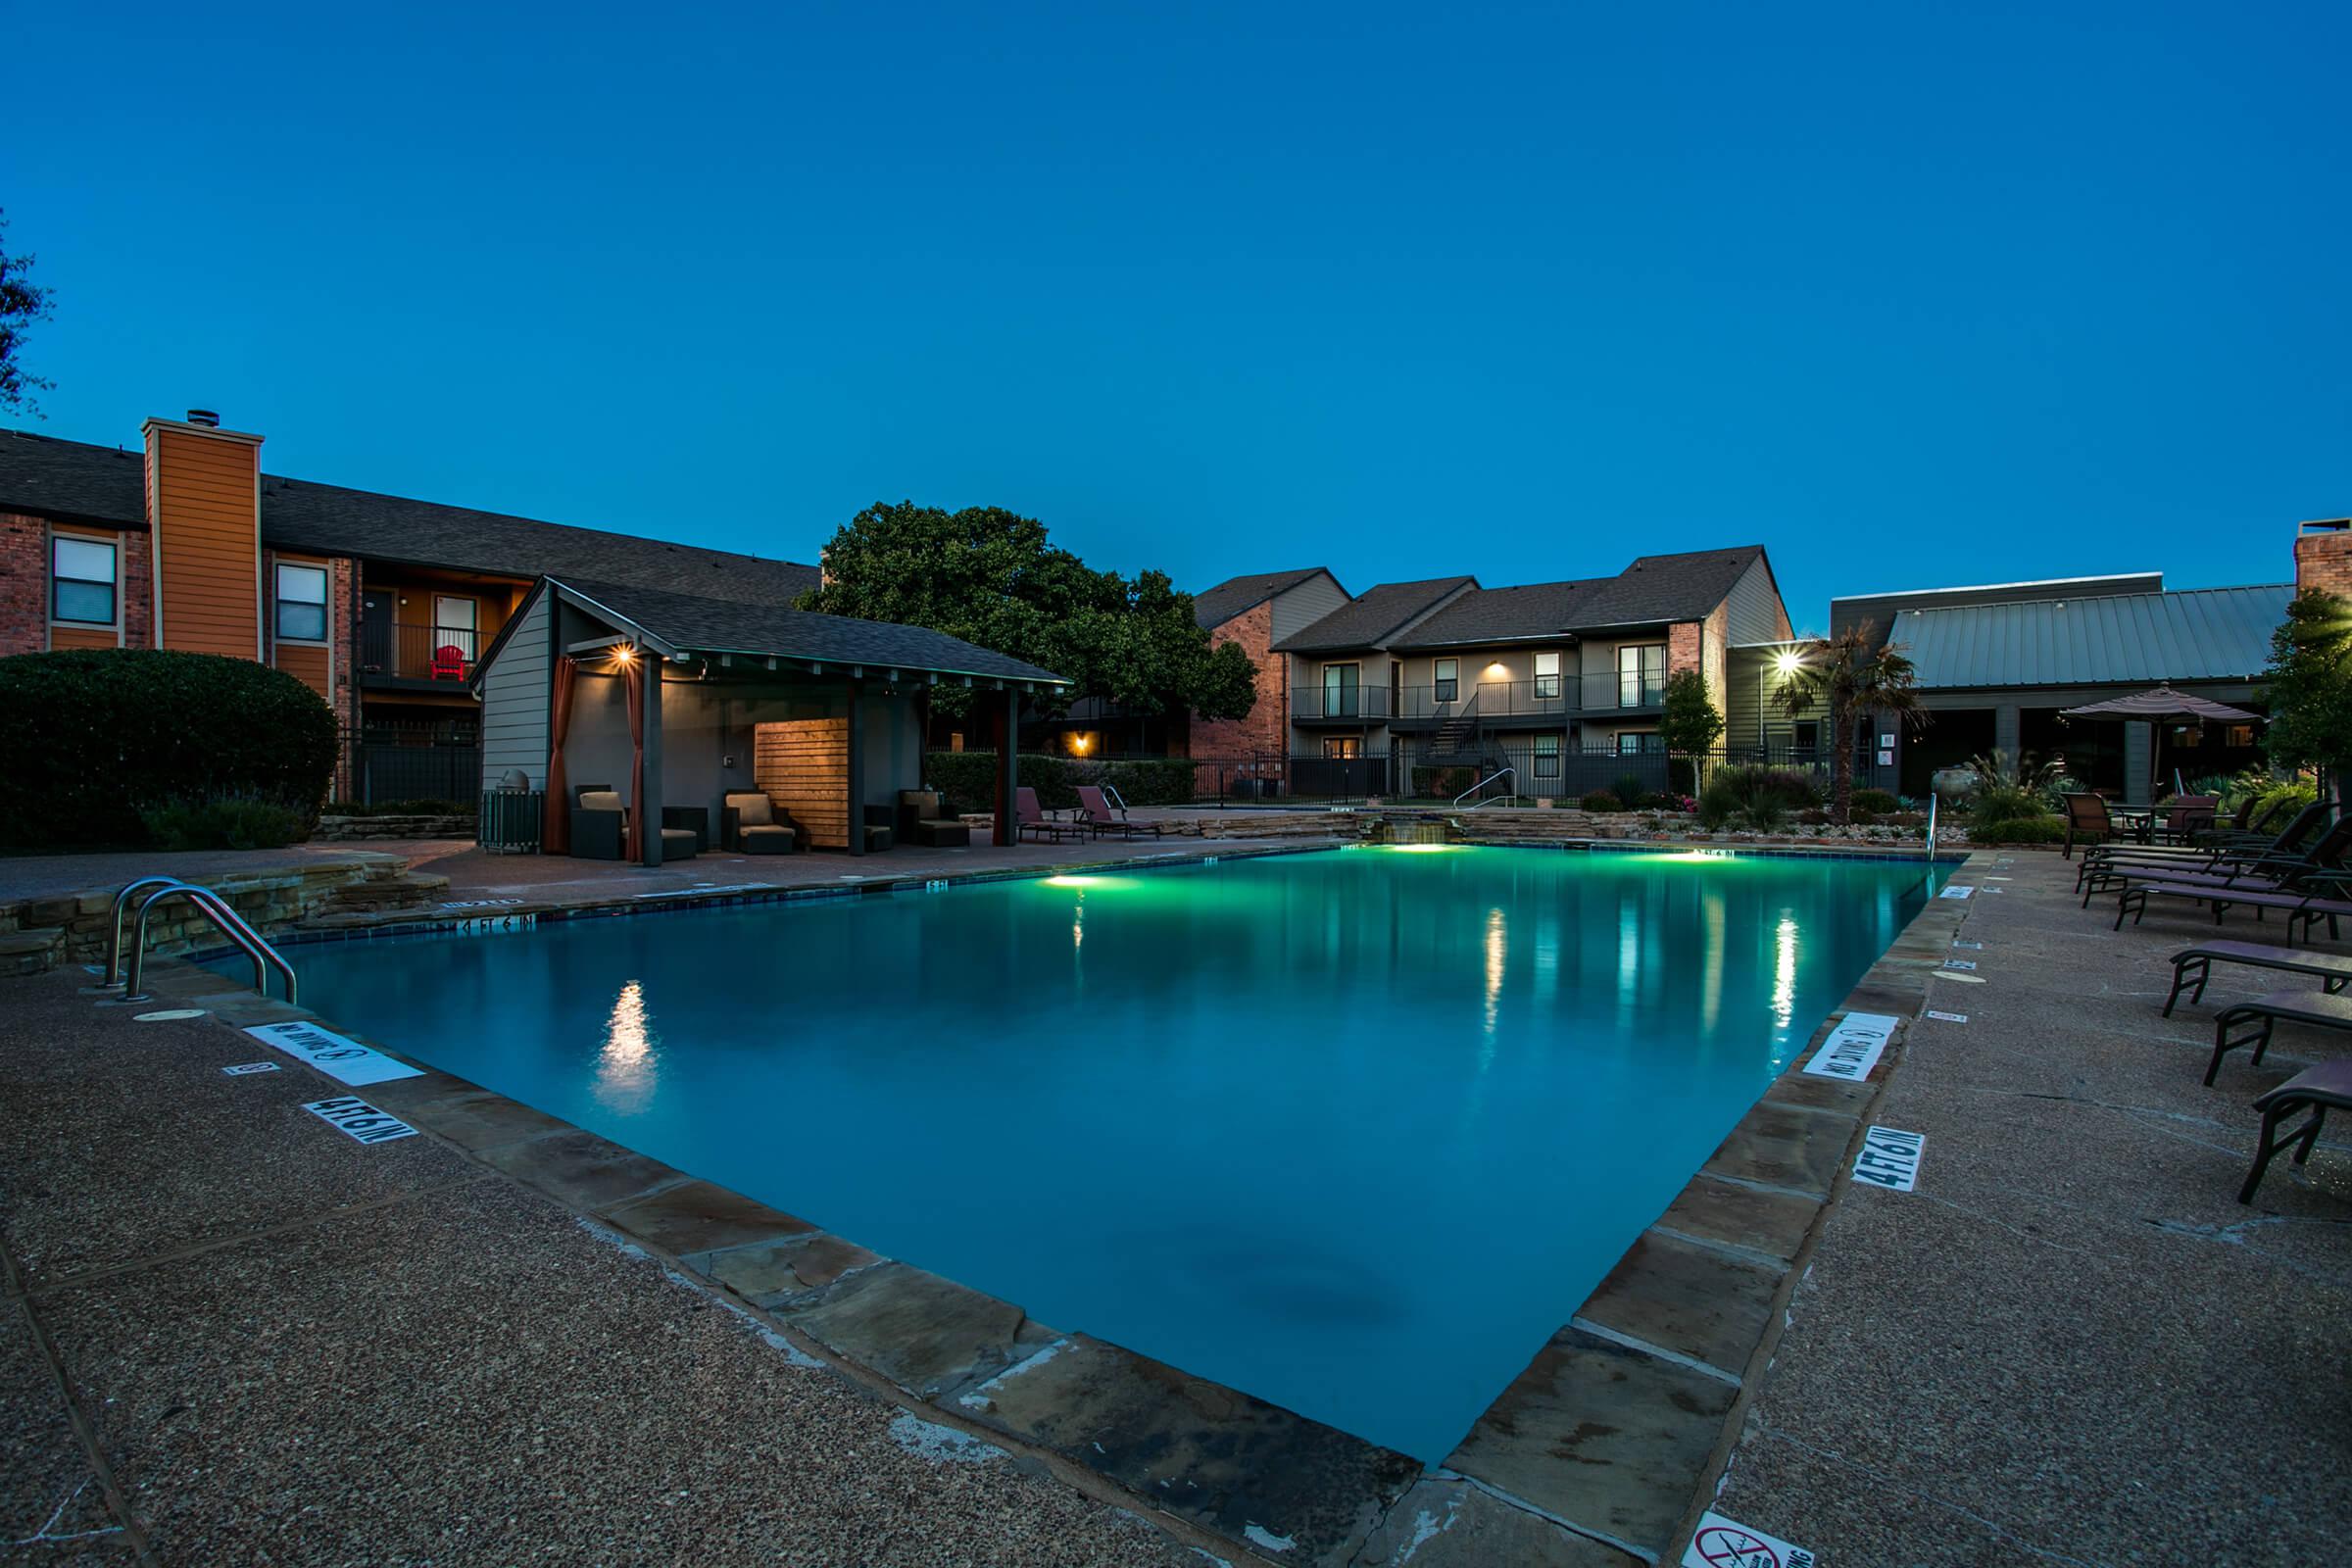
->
xmin=273 ymin=846 xmax=1941 ymax=1459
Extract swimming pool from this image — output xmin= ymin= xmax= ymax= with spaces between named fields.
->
xmin=272 ymin=845 xmax=1941 ymax=1460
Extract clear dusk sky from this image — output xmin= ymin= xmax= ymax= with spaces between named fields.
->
xmin=11 ymin=1 xmax=2346 ymax=629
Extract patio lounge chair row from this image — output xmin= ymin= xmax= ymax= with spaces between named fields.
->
xmin=1015 ymin=785 xmax=1165 ymax=843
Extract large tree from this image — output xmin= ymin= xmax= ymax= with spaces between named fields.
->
xmin=0 ymin=210 xmax=56 ymax=417
xmin=1768 ymin=622 xmax=1927 ymax=822
xmin=799 ymin=501 xmax=1256 ymax=725
xmin=2259 ymin=590 xmax=2352 ymax=803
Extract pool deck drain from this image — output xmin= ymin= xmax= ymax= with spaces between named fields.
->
xmin=11 ymin=842 xmax=2335 ymax=1563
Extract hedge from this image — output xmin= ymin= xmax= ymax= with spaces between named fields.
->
xmin=923 ymin=752 xmax=1199 ymax=814
xmin=0 ymin=650 xmax=340 ymax=849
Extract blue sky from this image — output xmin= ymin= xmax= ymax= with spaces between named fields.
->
xmin=10 ymin=1 xmax=2344 ymax=630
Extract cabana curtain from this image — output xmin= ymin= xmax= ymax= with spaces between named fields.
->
xmin=544 ymin=654 xmax=579 ymax=853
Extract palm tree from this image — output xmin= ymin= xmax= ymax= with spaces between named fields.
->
xmin=1769 ymin=622 xmax=1928 ymax=823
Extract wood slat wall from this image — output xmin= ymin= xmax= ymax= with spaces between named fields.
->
xmin=150 ymin=427 xmax=260 ymax=658
xmin=755 ymin=718 xmax=850 ymax=849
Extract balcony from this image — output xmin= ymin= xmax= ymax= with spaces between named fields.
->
xmin=361 ymin=622 xmax=482 ymax=690
xmin=1291 ymin=685 xmax=1395 ymax=722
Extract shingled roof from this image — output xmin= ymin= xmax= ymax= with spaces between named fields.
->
xmin=0 ymin=428 xmax=819 ymax=607
xmin=1389 ymin=578 xmax=1611 ymax=648
xmin=1272 ymin=576 xmax=1477 ymax=653
xmin=1191 ymin=567 xmax=1338 ymax=629
xmin=1572 ymin=545 xmax=1769 ymax=628
xmin=545 ymin=576 xmax=1069 ymax=685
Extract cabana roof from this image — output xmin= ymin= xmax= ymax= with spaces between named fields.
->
xmin=474 ymin=575 xmax=1074 ymax=689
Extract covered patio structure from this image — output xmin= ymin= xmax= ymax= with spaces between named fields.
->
xmin=470 ymin=576 xmax=1070 ymax=864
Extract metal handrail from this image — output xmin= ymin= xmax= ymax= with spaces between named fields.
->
xmin=121 ymin=883 xmax=298 ymax=1005
xmin=1455 ymin=766 xmax=1517 ymax=808
xmin=103 ymin=875 xmax=196 ymax=987
xmin=1926 ymin=794 xmax=1938 ymax=862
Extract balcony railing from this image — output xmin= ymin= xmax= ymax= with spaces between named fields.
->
xmin=361 ymin=622 xmax=481 ymax=684
xmin=1291 ymin=685 xmax=1395 ymax=721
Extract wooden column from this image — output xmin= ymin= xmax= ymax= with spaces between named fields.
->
xmin=995 ymin=686 xmax=1019 ymax=847
xmin=846 ymin=676 xmax=865 ymax=857
xmin=641 ymin=656 xmax=665 ymax=866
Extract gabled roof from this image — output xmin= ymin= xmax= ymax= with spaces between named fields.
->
xmin=1895 ymin=584 xmax=2292 ymax=690
xmin=0 ymin=427 xmax=819 ymax=606
xmin=1191 ymin=566 xmax=1339 ymax=630
xmin=1273 ymin=576 xmax=1477 ymax=653
xmin=1572 ymin=545 xmax=1769 ymax=628
xmin=533 ymin=576 xmax=1070 ymax=685
xmin=1389 ymin=578 xmax=1611 ymax=648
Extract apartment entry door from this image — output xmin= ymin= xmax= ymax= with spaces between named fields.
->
xmin=361 ymin=590 xmax=395 ymax=674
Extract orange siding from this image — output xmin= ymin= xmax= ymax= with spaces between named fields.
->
xmin=47 ymin=626 xmax=118 ymax=652
xmin=150 ymin=427 xmax=260 ymax=659
xmin=755 ymin=718 xmax=851 ymax=848
xmin=274 ymin=643 xmax=331 ymax=702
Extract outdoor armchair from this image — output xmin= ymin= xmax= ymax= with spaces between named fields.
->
xmin=722 ymin=790 xmax=808 ymax=854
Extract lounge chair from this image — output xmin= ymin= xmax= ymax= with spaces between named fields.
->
xmin=2117 ymin=868 xmax=2352 ymax=939
xmin=2207 ymin=988 xmax=2352 ymax=1085
xmin=2080 ymin=803 xmax=2334 ymax=892
xmin=1074 ymin=784 xmax=1162 ymax=840
xmin=721 ymin=790 xmax=808 ymax=854
xmin=2084 ymin=814 xmax=2352 ymax=907
xmin=2164 ymin=941 xmax=2352 ymax=1016
xmin=1015 ymin=786 xmax=1078 ymax=842
xmin=898 ymin=790 xmax=970 ymax=848
xmin=2238 ymin=1058 xmax=2352 ymax=1202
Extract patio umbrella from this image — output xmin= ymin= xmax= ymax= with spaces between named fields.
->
xmin=2060 ymin=686 xmax=2261 ymax=797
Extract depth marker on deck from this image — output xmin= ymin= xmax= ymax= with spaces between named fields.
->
xmin=244 ymin=1022 xmax=424 ymax=1087
xmin=1802 ymin=1011 xmax=1898 ymax=1081
xmin=303 ymin=1097 xmax=418 ymax=1145
xmin=1684 ymin=1512 xmax=1817 ymax=1568
xmin=1938 ymin=885 xmax=1974 ymax=900
xmin=1926 ymin=1009 xmax=1969 ymax=1023
xmin=1853 ymin=1126 xmax=1926 ymax=1191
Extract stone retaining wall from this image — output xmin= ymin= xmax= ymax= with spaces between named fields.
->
xmin=313 ymin=814 xmax=475 ymax=842
xmin=0 ymin=853 xmax=442 ymax=970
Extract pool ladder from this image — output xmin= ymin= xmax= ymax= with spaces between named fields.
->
xmin=98 ymin=876 xmax=298 ymax=1006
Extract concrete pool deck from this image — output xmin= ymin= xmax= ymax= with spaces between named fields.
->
xmin=3 ymin=844 xmax=2346 ymax=1563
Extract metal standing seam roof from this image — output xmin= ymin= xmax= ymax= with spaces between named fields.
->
xmin=1895 ymin=584 xmax=2293 ymax=690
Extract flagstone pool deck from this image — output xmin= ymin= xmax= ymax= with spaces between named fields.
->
xmin=2 ymin=846 xmax=2346 ymax=1564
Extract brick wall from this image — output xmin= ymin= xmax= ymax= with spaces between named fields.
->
xmin=1189 ymin=601 xmax=1288 ymax=785
xmin=2293 ymin=525 xmax=2352 ymax=598
xmin=0 ymin=512 xmax=46 ymax=655
xmin=123 ymin=530 xmax=154 ymax=648
xmin=1666 ymin=619 xmax=1703 ymax=677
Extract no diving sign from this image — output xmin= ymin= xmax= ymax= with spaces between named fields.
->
xmin=1684 ymin=1512 xmax=1816 ymax=1568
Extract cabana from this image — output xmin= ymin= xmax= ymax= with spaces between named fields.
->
xmin=468 ymin=576 xmax=1069 ymax=864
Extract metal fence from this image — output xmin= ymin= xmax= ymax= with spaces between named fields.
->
xmin=341 ymin=725 xmax=481 ymax=806
xmin=1185 ymin=744 xmax=1883 ymax=807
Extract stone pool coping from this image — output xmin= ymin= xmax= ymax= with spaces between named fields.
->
xmin=127 ymin=840 xmax=1986 ymax=1567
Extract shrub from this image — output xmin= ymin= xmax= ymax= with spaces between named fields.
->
xmin=1852 ymin=788 xmax=1900 ymax=814
xmin=0 ymin=650 xmax=338 ymax=849
xmin=922 ymin=752 xmax=1198 ymax=815
xmin=1968 ymin=816 xmax=2065 ymax=846
xmin=1967 ymin=783 xmax=2048 ymax=824
xmin=1612 ymin=771 xmax=1650 ymax=806
xmin=1697 ymin=766 xmax=1821 ymax=831
xmin=139 ymin=796 xmax=310 ymax=851
xmin=1580 ymin=790 xmax=1624 ymax=812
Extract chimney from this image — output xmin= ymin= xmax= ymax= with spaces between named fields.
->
xmin=142 ymin=412 xmax=266 ymax=660
xmin=2292 ymin=517 xmax=2352 ymax=601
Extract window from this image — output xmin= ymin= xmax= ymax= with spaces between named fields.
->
xmin=2225 ymin=723 xmax=2255 ymax=748
xmin=1617 ymin=645 xmax=1665 ymax=708
xmin=433 ymin=596 xmax=478 ymax=659
xmin=1617 ymin=731 xmax=1661 ymax=756
xmin=274 ymin=563 xmax=329 ymax=642
xmin=1434 ymin=658 xmax=1459 ymax=704
xmin=1321 ymin=662 xmax=1359 ymax=718
xmin=1534 ymin=651 xmax=1561 ymax=701
xmin=51 ymin=536 xmax=117 ymax=625
xmin=1323 ymin=736 xmax=1362 ymax=760
xmin=1534 ymin=733 xmax=1560 ymax=778
xmin=1792 ymin=719 xmax=1821 ymax=754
